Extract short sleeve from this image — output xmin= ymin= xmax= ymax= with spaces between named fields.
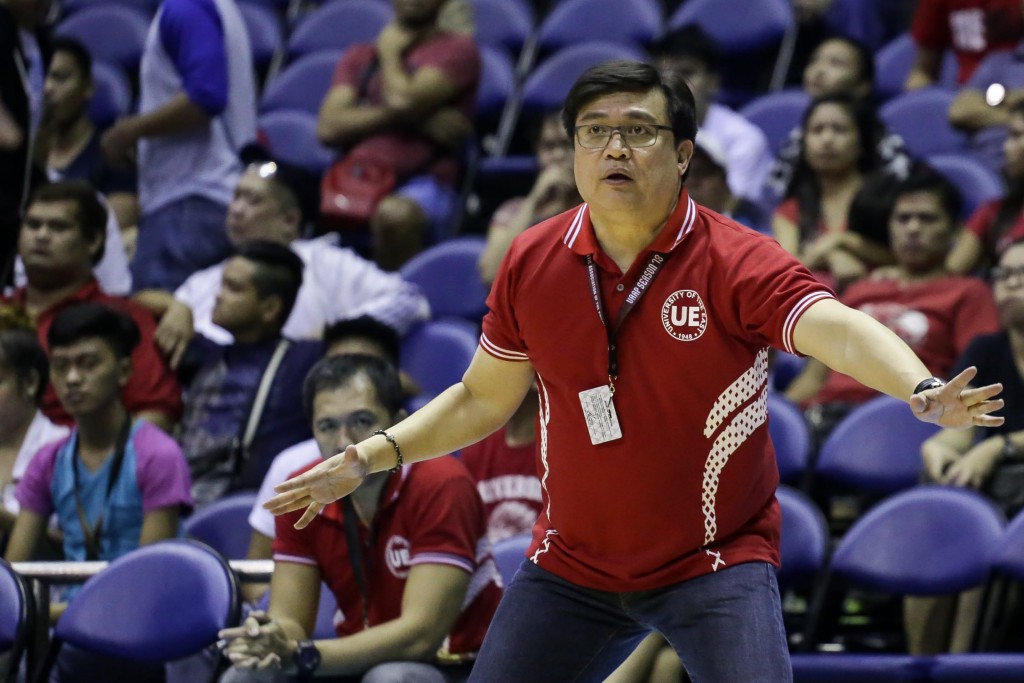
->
xmin=272 ymin=507 xmax=317 ymax=565
xmin=403 ymin=462 xmax=485 ymax=573
xmin=911 ymin=0 xmax=951 ymax=51
xmin=719 ymin=231 xmax=835 ymax=355
xmin=966 ymin=199 xmax=1001 ymax=243
xmin=13 ymin=440 xmax=64 ymax=517
xmin=480 ymin=237 xmax=529 ymax=362
xmin=133 ymin=423 xmax=193 ymax=513
xmin=772 ymin=198 xmax=801 ymax=225
xmin=111 ymin=300 xmax=184 ymax=420
xmin=331 ymin=45 xmax=375 ymax=90
xmin=158 ymin=0 xmax=228 ymax=115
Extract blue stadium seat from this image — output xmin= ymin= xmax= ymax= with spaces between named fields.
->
xmin=476 ymin=45 xmax=516 ymax=124
xmin=258 ymin=110 xmax=335 ymax=175
xmin=520 ymin=41 xmax=647 ymax=113
xmin=0 ymin=559 xmax=31 ymax=683
xmin=471 ymin=0 xmax=533 ymax=59
xmin=239 ymin=1 xmax=283 ymax=73
xmin=739 ymin=89 xmax=809 ymax=155
xmin=260 ymin=50 xmax=342 ymax=115
xmin=875 ymin=33 xmax=959 ymax=102
xmin=61 ymin=0 xmax=160 ymax=17
xmin=668 ymin=0 xmax=793 ymax=53
xmin=767 ymin=394 xmax=810 ymax=484
xmin=88 ymin=61 xmax=132 ymax=129
xmin=879 ymin=88 xmax=968 ymax=158
xmin=776 ymin=485 xmax=828 ymax=589
xmin=492 ymin=532 xmax=531 ymax=587
xmin=400 ymin=320 xmax=479 ymax=410
xmin=286 ymin=1 xmax=391 ymax=63
xmin=399 ymin=236 xmax=489 ymax=323
xmin=56 ymin=5 xmax=151 ymax=74
xmin=927 ymin=153 xmax=1004 ymax=221
xmin=183 ymin=491 xmax=259 ymax=560
xmin=536 ymin=0 xmax=660 ymax=54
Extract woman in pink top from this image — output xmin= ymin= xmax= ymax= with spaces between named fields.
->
xmin=772 ymin=93 xmax=894 ymax=291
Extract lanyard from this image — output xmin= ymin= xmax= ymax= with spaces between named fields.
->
xmin=584 ymin=251 xmax=669 ymax=395
xmin=342 ymin=496 xmax=372 ymax=630
xmin=71 ymin=418 xmax=132 ymax=562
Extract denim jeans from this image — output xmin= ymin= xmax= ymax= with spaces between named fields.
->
xmin=132 ymin=195 xmax=231 ymax=292
xmin=219 ymin=660 xmax=470 ymax=683
xmin=468 ymin=560 xmax=792 ymax=683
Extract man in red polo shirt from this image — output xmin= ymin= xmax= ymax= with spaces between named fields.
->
xmin=219 ymin=354 xmax=500 ymax=682
xmin=7 ymin=181 xmax=181 ymax=431
xmin=268 ymin=62 xmax=1004 ymax=682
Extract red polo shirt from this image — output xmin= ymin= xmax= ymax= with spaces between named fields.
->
xmin=4 ymin=280 xmax=183 ymax=426
xmin=911 ymin=0 xmax=1023 ymax=84
xmin=273 ymin=457 xmax=501 ymax=658
xmin=481 ymin=190 xmax=834 ymax=592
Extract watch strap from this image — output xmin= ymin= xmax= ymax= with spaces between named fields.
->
xmin=912 ymin=377 xmax=945 ymax=395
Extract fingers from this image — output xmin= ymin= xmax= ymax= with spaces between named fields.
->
xmin=263 ymin=489 xmax=312 ymax=515
xmin=170 ymin=338 xmax=186 ymax=371
xmin=294 ymin=501 xmax=324 ymax=530
xmin=945 ymin=366 xmax=979 ymax=392
xmin=974 ymin=414 xmax=1006 ymax=428
xmin=959 ymin=383 xmax=1004 ymax=404
xmin=256 ymin=653 xmax=282 ymax=670
xmin=218 ymin=625 xmax=249 ymax=640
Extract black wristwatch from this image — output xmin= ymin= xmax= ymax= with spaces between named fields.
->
xmin=913 ymin=377 xmax=945 ymax=395
xmin=293 ymin=639 xmax=321 ymax=680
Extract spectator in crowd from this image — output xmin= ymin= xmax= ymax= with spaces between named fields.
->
xmin=652 ymin=24 xmax=772 ymax=207
xmin=4 ymin=181 xmax=182 ymax=430
xmin=910 ymin=239 xmax=1024 ymax=655
xmin=135 ymin=157 xmax=429 ymax=368
xmin=949 ymin=100 xmax=1024 ymax=273
xmin=784 ymin=167 xmax=1001 ymax=440
xmin=0 ymin=308 xmax=68 ymax=547
xmin=907 ymin=0 xmax=1023 ymax=90
xmin=772 ymin=93 xmax=895 ymax=290
xmin=177 ymin=241 xmax=321 ymax=506
xmin=5 ymin=302 xmax=192 ymax=681
xmin=460 ymin=387 xmax=540 ymax=545
xmin=0 ymin=0 xmax=49 ymax=281
xmin=477 ymin=110 xmax=579 ymax=285
xmin=317 ymin=0 xmax=481 ymax=271
xmin=101 ymin=0 xmax=256 ymax=292
xmin=765 ymin=35 xmax=912 ymax=204
xmin=685 ymin=138 xmax=770 ymax=234
xmin=219 ymin=354 xmax=502 ymax=682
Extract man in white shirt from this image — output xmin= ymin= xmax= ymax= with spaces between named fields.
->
xmin=134 ymin=158 xmax=430 ymax=367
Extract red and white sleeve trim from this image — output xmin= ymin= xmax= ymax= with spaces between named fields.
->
xmin=410 ymin=552 xmax=474 ymax=573
xmin=480 ymin=333 xmax=529 ymax=362
xmin=272 ymin=553 xmax=318 ymax=566
xmin=782 ymin=291 xmax=835 ymax=355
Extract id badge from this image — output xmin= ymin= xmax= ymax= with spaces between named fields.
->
xmin=578 ymin=385 xmax=623 ymax=445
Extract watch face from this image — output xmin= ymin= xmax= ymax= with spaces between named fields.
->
xmin=295 ymin=641 xmax=321 ymax=674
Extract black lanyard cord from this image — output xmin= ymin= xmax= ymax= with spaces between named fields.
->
xmin=71 ymin=417 xmax=133 ymax=562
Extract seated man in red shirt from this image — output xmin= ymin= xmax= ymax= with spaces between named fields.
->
xmin=785 ymin=166 xmax=1001 ymax=440
xmin=219 ymin=354 xmax=501 ymax=682
xmin=317 ymin=0 xmax=480 ymax=271
xmin=5 ymin=181 xmax=182 ymax=431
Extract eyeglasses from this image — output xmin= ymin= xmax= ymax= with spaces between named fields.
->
xmin=991 ymin=265 xmax=1024 ymax=287
xmin=313 ymin=409 xmax=384 ymax=443
xmin=574 ymin=124 xmax=674 ymax=149
xmin=248 ymin=161 xmax=278 ymax=180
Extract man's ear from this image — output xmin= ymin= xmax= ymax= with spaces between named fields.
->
xmin=677 ymin=139 xmax=694 ymax=176
xmin=118 ymin=356 xmax=133 ymax=388
xmin=260 ymin=295 xmax=284 ymax=328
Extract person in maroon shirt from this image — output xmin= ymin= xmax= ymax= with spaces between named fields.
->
xmin=5 ymin=181 xmax=182 ymax=431
xmin=268 ymin=63 xmax=1004 ymax=683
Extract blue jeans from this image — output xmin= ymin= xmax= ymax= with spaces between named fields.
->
xmin=469 ymin=560 xmax=792 ymax=683
xmin=132 ymin=195 xmax=231 ymax=292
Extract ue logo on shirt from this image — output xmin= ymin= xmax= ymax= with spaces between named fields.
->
xmin=385 ymin=535 xmax=412 ymax=578
xmin=661 ymin=290 xmax=707 ymax=342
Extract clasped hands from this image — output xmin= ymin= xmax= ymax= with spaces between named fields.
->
xmin=218 ymin=611 xmax=298 ymax=675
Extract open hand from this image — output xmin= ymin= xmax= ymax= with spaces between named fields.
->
xmin=910 ymin=367 xmax=1004 ymax=429
xmin=263 ymin=445 xmax=370 ymax=528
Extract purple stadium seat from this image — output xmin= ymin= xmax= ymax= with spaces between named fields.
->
xmin=260 ymin=50 xmax=342 ymax=115
xmin=56 ymin=5 xmax=151 ymax=74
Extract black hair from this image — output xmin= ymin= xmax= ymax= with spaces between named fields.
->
xmin=47 ymin=302 xmax=140 ymax=360
xmin=652 ymin=23 xmax=720 ymax=73
xmin=562 ymin=60 xmax=698 ymax=146
xmin=27 ymin=181 xmax=108 ymax=264
xmin=0 ymin=326 xmax=49 ymax=404
xmin=816 ymin=35 xmax=875 ymax=89
xmin=50 ymin=36 xmax=92 ymax=80
xmin=784 ymin=93 xmax=886 ymax=243
xmin=323 ymin=316 xmax=401 ymax=366
xmin=891 ymin=164 xmax=963 ymax=223
xmin=989 ymin=101 xmax=1024 ymax=257
xmin=846 ymin=170 xmax=900 ymax=250
xmin=302 ymin=353 xmax=405 ymax=422
xmin=233 ymin=240 xmax=305 ymax=330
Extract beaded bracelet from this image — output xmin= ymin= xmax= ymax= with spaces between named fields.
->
xmin=373 ymin=429 xmax=403 ymax=473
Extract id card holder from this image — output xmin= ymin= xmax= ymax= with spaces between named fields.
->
xmin=578 ymin=385 xmax=623 ymax=445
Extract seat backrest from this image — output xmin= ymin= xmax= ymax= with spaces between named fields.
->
xmin=476 ymin=45 xmax=517 ymax=122
xmin=777 ymin=485 xmax=828 ymax=588
xmin=54 ymin=539 xmax=240 ymax=661
xmin=879 ymin=88 xmax=967 ymax=157
xmin=256 ymin=582 xmax=339 ymax=639
xmin=874 ymin=32 xmax=959 ymax=102
xmin=239 ymin=1 xmax=282 ymax=69
xmin=183 ymin=491 xmax=259 ymax=560
xmin=816 ymin=395 xmax=940 ymax=493
xmin=738 ymin=89 xmax=809 ymax=155
xmin=0 ymin=559 xmax=30 ymax=682
xmin=492 ymin=532 xmax=531 ymax=587
xmin=89 ymin=61 xmax=132 ymax=130
xmin=260 ymin=50 xmax=343 ymax=115
xmin=287 ymin=1 xmax=391 ymax=63
xmin=831 ymin=486 xmax=1004 ymax=594
xmin=471 ymin=0 xmax=533 ymax=56
xmin=995 ymin=508 xmax=1024 ymax=580
xmin=767 ymin=394 xmax=810 ymax=483
xmin=258 ymin=110 xmax=334 ymax=175
xmin=537 ymin=0 xmax=660 ymax=54
xmin=927 ymin=153 xmax=1004 ymax=220
xmin=521 ymin=41 xmax=648 ymax=112
xmin=56 ymin=5 xmax=151 ymax=74
xmin=400 ymin=319 xmax=479 ymax=400
xmin=668 ymin=0 xmax=793 ymax=52
xmin=399 ymin=237 xmax=489 ymax=322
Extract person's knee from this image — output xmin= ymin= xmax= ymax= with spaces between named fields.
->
xmin=371 ymin=196 xmax=428 ymax=270
xmin=361 ymin=661 xmax=446 ymax=683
